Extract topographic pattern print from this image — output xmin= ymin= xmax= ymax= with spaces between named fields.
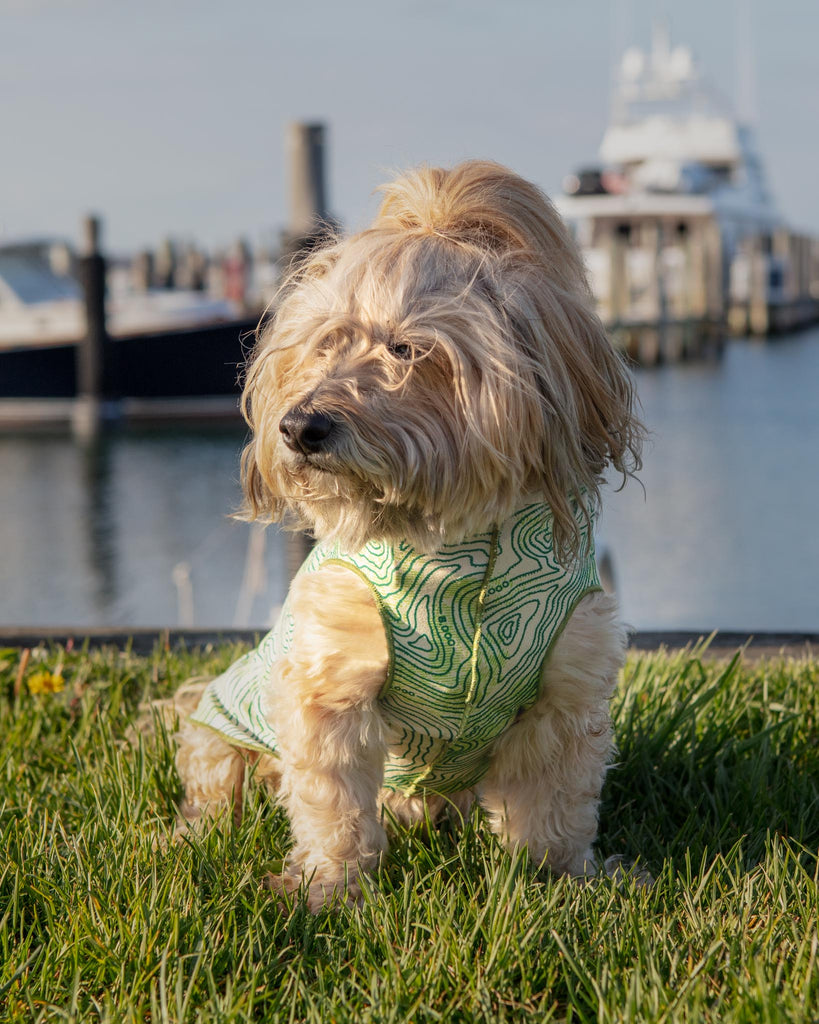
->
xmin=191 ymin=503 xmax=601 ymax=794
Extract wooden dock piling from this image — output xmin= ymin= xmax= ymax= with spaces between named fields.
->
xmin=280 ymin=122 xmax=337 ymax=266
xmin=287 ymin=122 xmax=328 ymax=236
xmin=281 ymin=122 xmax=335 ymax=574
xmin=72 ymin=215 xmax=108 ymax=439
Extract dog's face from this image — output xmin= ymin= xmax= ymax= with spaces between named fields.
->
xmin=242 ymin=162 xmax=642 ymax=557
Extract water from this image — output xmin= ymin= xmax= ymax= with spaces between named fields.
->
xmin=598 ymin=328 xmax=819 ymax=630
xmin=0 ymin=428 xmax=289 ymax=629
xmin=2 ymin=328 xmax=818 ymax=631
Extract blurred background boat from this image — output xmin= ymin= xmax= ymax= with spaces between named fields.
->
xmin=0 ymin=125 xmax=333 ymax=423
xmin=557 ymin=24 xmax=819 ymax=364
xmin=0 ymin=238 xmax=240 ymax=348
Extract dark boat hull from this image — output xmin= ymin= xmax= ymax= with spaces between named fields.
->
xmin=0 ymin=318 xmax=258 ymax=399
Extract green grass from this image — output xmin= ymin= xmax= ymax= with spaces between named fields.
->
xmin=1 ymin=641 xmax=817 ymax=1023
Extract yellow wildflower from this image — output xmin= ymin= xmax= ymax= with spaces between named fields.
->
xmin=27 ymin=670 xmax=65 ymax=695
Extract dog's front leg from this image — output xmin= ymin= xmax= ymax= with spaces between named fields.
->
xmin=480 ymin=591 xmax=626 ymax=876
xmin=266 ymin=564 xmax=390 ymax=911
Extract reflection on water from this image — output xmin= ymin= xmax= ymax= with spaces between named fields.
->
xmin=1 ymin=327 xmax=818 ymax=630
xmin=0 ymin=428 xmax=287 ymax=628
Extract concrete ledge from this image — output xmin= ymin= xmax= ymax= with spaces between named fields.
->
xmin=628 ymin=630 xmax=817 ymax=662
xmin=121 ymin=395 xmax=241 ymax=423
xmin=0 ymin=627 xmax=816 ymax=659
xmin=0 ymin=398 xmax=78 ymax=428
xmin=0 ymin=627 xmax=260 ymax=655
xmin=0 ymin=395 xmax=242 ymax=429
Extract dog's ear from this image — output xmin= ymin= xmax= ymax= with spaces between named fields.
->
xmin=484 ymin=261 xmax=644 ymax=565
xmin=235 ymin=236 xmax=344 ymax=525
xmin=240 ymin=435 xmax=273 ymax=520
xmin=236 ymin=327 xmax=296 ymax=523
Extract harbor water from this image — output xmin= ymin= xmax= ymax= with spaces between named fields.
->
xmin=1 ymin=327 xmax=818 ymax=632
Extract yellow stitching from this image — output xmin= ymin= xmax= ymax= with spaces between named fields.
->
xmin=465 ymin=526 xmax=500 ymax=707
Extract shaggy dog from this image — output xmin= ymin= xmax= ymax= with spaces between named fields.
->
xmin=172 ymin=161 xmax=643 ymax=910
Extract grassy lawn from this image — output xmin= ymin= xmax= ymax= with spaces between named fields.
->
xmin=1 ymin=640 xmax=817 ymax=1023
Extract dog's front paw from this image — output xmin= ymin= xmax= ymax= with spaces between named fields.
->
xmin=264 ymin=865 xmax=364 ymax=913
xmin=601 ymin=854 xmax=654 ymax=888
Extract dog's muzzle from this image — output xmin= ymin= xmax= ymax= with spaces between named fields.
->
xmin=279 ymin=407 xmax=336 ymax=456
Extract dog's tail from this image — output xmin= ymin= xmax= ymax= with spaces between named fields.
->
xmin=373 ymin=159 xmax=588 ymax=298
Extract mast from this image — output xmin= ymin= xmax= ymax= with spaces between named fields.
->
xmin=734 ymin=0 xmax=756 ymax=127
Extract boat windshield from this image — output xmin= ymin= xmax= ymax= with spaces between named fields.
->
xmin=0 ymin=247 xmax=79 ymax=304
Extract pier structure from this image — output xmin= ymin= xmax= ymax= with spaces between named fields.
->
xmin=727 ymin=228 xmax=819 ymax=337
xmin=566 ymin=206 xmax=819 ymax=366
xmin=565 ymin=198 xmax=727 ymax=365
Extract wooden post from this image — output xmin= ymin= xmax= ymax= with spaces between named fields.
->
xmin=280 ymin=122 xmax=334 ymax=575
xmin=650 ymin=219 xmax=669 ymax=361
xmin=796 ymin=234 xmax=808 ymax=318
xmin=749 ymin=235 xmax=769 ymax=336
xmin=681 ymin=220 xmax=704 ymax=356
xmin=609 ymin=223 xmax=629 ymax=326
xmin=686 ymin=221 xmax=707 ymax=319
xmin=132 ymin=250 xmax=154 ymax=293
xmin=810 ymin=239 xmax=819 ymax=323
xmin=280 ymin=122 xmax=336 ymax=265
xmin=652 ymin=220 xmax=668 ymax=325
xmin=703 ymin=220 xmax=725 ymax=336
xmin=287 ymin=122 xmax=328 ymax=235
xmin=155 ymin=238 xmax=177 ymax=289
xmin=73 ymin=215 xmax=108 ymax=439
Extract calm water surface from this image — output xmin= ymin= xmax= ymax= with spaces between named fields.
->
xmin=0 ymin=428 xmax=288 ymax=628
xmin=2 ymin=327 xmax=818 ymax=630
xmin=597 ymin=327 xmax=819 ymax=630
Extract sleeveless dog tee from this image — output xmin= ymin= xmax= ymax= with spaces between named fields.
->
xmin=190 ymin=501 xmax=601 ymax=795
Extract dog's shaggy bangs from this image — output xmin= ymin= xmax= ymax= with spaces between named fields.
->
xmin=241 ymin=161 xmax=643 ymax=561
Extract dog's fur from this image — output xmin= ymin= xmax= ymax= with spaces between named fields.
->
xmin=172 ymin=161 xmax=643 ymax=910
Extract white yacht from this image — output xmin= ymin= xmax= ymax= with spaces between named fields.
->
xmin=557 ymin=25 xmax=817 ymax=350
xmin=0 ymin=239 xmax=238 ymax=349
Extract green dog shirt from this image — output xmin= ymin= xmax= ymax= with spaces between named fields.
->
xmin=190 ymin=501 xmax=601 ymax=795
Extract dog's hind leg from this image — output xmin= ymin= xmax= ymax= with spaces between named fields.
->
xmin=174 ymin=718 xmax=247 ymax=831
xmin=479 ymin=590 xmax=626 ymax=876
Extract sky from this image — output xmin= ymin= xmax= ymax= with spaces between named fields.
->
xmin=2 ymin=0 xmax=818 ymax=255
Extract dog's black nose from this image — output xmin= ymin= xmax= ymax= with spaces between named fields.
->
xmin=279 ymin=408 xmax=335 ymax=454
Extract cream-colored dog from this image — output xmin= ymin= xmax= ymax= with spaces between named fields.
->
xmin=173 ymin=161 xmax=643 ymax=910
